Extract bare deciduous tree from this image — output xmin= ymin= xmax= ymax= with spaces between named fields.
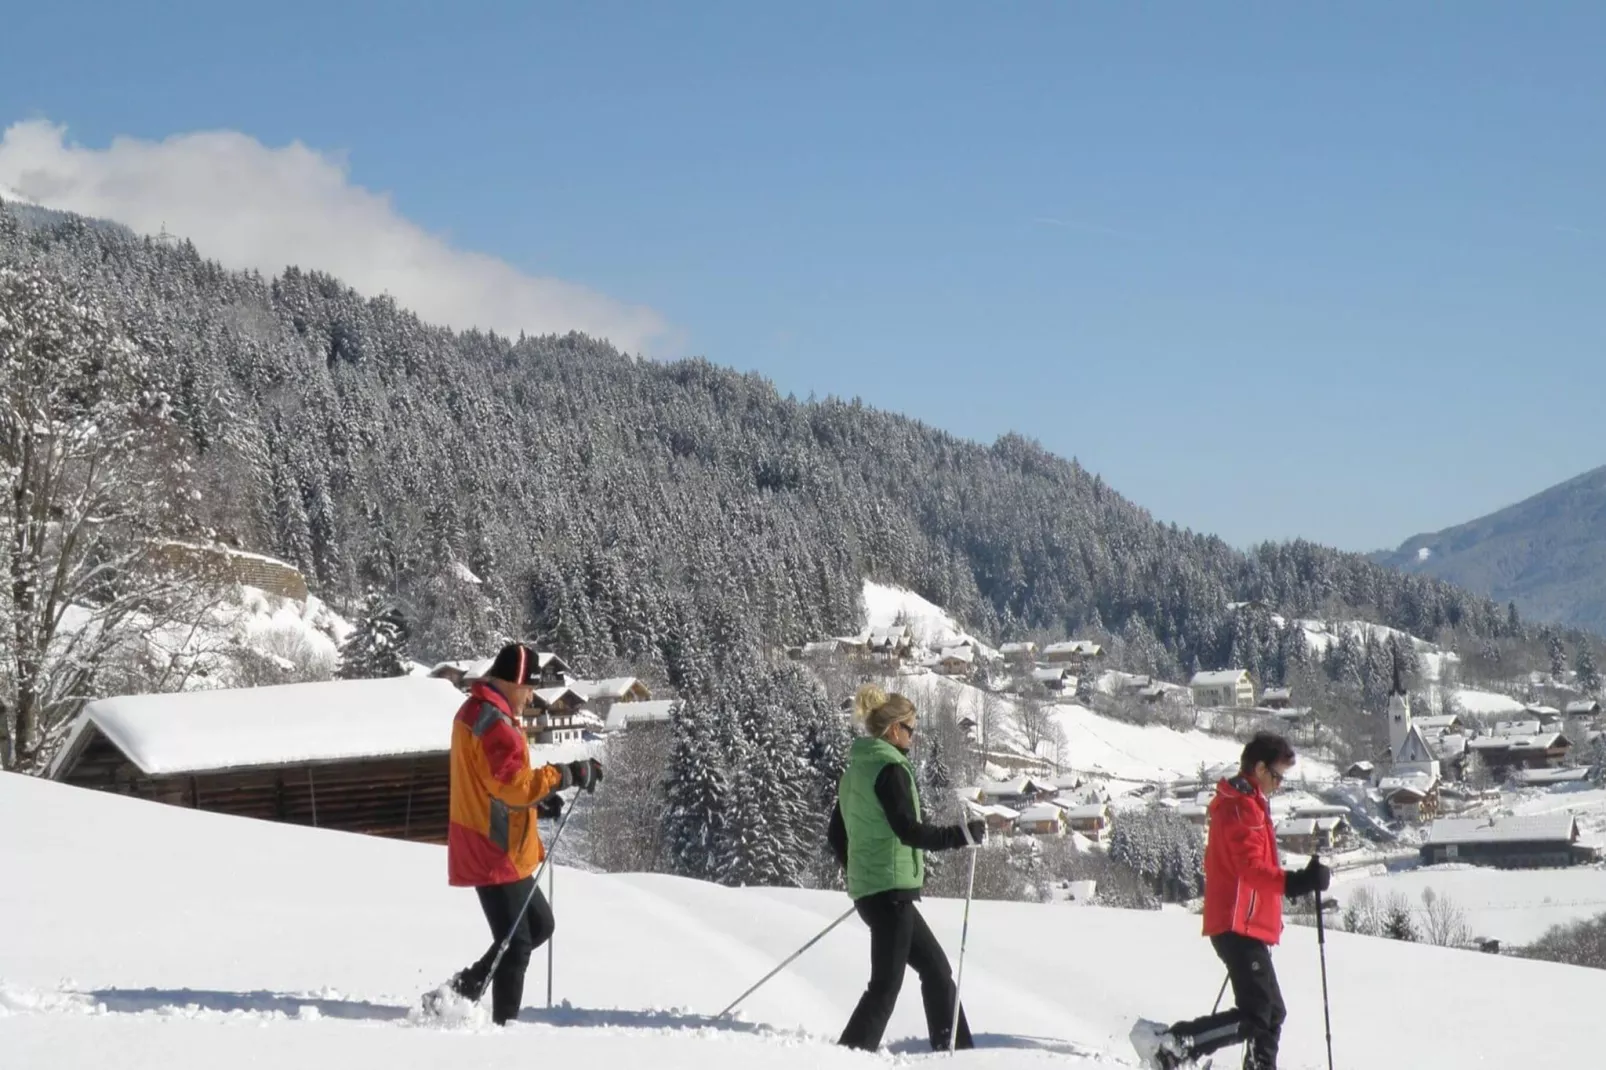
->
xmin=1 ymin=265 xmax=219 ymax=770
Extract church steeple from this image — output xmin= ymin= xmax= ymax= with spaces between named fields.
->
xmin=1387 ymin=644 xmax=1411 ymax=760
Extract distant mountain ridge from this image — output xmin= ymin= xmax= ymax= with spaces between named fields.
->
xmin=1373 ymin=465 xmax=1606 ymax=633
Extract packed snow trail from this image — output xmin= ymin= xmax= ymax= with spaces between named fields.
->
xmin=4 ymin=772 xmax=1606 ymax=1068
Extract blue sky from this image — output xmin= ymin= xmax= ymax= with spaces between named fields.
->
xmin=3 ymin=2 xmax=1603 ymax=552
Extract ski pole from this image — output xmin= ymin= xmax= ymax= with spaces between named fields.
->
xmin=947 ymin=844 xmax=979 ymax=1055
xmin=546 ymin=848 xmax=556 ymax=1009
xmin=716 ymin=905 xmax=858 ymax=1020
xmin=1312 ymin=854 xmax=1334 ymax=1070
xmin=479 ymin=791 xmax=584 ymax=996
xmin=1211 ymin=973 xmax=1228 ymax=1014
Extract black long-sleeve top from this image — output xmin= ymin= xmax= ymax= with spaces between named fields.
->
xmin=828 ymin=764 xmax=970 ymax=886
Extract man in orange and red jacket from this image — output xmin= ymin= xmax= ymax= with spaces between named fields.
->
xmin=1136 ymin=732 xmax=1329 ymax=1070
xmin=443 ymin=642 xmax=602 ymax=1025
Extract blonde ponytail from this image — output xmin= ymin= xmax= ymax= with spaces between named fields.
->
xmin=853 ymin=683 xmax=916 ymax=739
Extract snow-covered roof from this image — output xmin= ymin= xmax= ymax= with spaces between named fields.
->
xmin=1346 ymin=760 xmax=1375 ymax=773
xmin=999 ymin=642 xmax=1037 ymax=655
xmin=1064 ymin=803 xmax=1109 ymax=820
xmin=968 ymin=803 xmax=1020 ymax=820
xmin=1277 ymin=816 xmax=1345 ymax=838
xmin=1043 ymin=640 xmax=1102 ymax=657
xmin=1017 ymin=804 xmax=1065 ymax=824
xmin=939 ymin=645 xmax=975 ymax=664
xmin=1416 ymin=714 xmax=1462 ymax=731
xmin=533 ymin=686 xmax=587 ymax=708
xmin=1509 ymin=766 xmax=1591 ymax=786
xmin=1431 ymin=733 xmax=1468 ymax=759
xmin=49 ymin=675 xmax=465 ymax=778
xmin=1566 ymin=700 xmax=1602 ymax=715
xmin=1260 ymin=687 xmax=1292 ymax=701
xmin=603 ymin=699 xmax=679 ymax=731
xmin=1379 ymin=773 xmax=1439 ymax=799
xmin=1425 ymin=814 xmax=1578 ymax=847
xmin=1291 ymin=804 xmax=1351 ymax=818
xmin=573 ymin=677 xmax=648 ymax=702
xmin=1032 ymin=667 xmax=1069 ymax=682
xmin=978 ymin=777 xmax=1035 ymax=797
xmin=1491 ymin=719 xmax=1543 ymax=738
xmin=1190 ymin=669 xmax=1248 ymax=687
xmin=1468 ymin=732 xmax=1568 ymax=752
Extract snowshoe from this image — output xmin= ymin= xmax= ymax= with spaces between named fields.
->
xmin=413 ymin=971 xmax=488 ymax=1027
xmin=1129 ymin=1019 xmax=1198 ymax=1070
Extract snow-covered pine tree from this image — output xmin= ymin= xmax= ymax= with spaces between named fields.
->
xmin=336 ymin=593 xmax=411 ymax=679
xmin=1577 ymin=643 xmax=1601 ymax=695
xmin=662 ymin=693 xmax=733 ymax=882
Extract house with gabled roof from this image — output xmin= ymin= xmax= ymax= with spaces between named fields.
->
xmin=1016 ymin=803 xmax=1069 ymax=837
xmin=1042 ymin=640 xmax=1104 ymax=667
xmin=1421 ymin=813 xmax=1596 ymax=868
xmin=1190 ymin=669 xmax=1254 ymax=709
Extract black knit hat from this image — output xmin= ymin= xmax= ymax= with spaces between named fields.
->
xmin=484 ymin=642 xmax=541 ymax=685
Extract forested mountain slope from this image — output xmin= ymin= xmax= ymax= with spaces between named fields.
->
xmin=0 ymin=198 xmax=1521 ymax=694
xmin=1374 ymin=465 xmax=1606 ymax=634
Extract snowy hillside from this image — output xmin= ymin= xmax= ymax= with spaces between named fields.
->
xmin=860 ymin=581 xmax=999 ymax=658
xmin=7 ymin=774 xmax=1606 ymax=1069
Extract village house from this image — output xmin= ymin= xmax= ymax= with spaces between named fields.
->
xmin=1031 ymin=666 xmax=1073 ymax=693
xmin=1466 ymin=731 xmax=1573 ymax=776
xmin=1064 ymin=802 xmax=1111 ymax=841
xmin=1566 ymin=699 xmax=1603 ymax=721
xmin=1379 ymin=773 xmax=1441 ymax=822
xmin=526 ymin=686 xmax=590 ymax=745
xmin=1041 ymin=640 xmax=1104 ymax=669
xmin=976 ymin=777 xmax=1056 ymax=810
xmin=866 ymin=626 xmax=915 ymax=661
xmin=1015 ymin=803 xmax=1068 ymax=837
xmin=1344 ymin=760 xmax=1375 ymax=780
xmin=1259 ymin=686 xmax=1293 ymax=710
xmin=47 ymin=676 xmax=466 ymax=843
xmin=602 ymin=699 xmax=680 ymax=732
xmin=1421 ymin=814 xmax=1597 ymax=869
xmin=967 ymin=802 xmax=1020 ymax=835
xmin=937 ymin=645 xmax=976 ymax=677
xmin=999 ymin=642 xmax=1038 ymax=664
xmin=430 ymin=651 xmax=571 ymax=691
xmin=1275 ymin=815 xmax=1350 ymax=855
xmin=1189 ymin=669 xmax=1254 ymax=708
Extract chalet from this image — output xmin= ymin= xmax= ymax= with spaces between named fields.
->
xmin=528 ymin=686 xmax=590 ymax=744
xmin=1276 ymin=816 xmax=1349 ymax=855
xmin=1042 ymin=640 xmax=1104 ymax=667
xmin=1137 ymin=683 xmax=1170 ymax=704
xmin=1415 ymin=714 xmax=1465 ymax=736
xmin=1259 ymin=687 xmax=1293 ymax=710
xmin=977 ymin=777 xmax=1055 ymax=809
xmin=602 ymin=699 xmax=680 ymax=732
xmin=1016 ymin=803 xmax=1068 ymax=837
xmin=969 ymin=803 xmax=1019 ymax=835
xmin=866 ymin=626 xmax=915 ymax=660
xmin=938 ymin=646 xmax=976 ymax=677
xmin=1466 ymin=731 xmax=1573 ymax=775
xmin=47 ymin=676 xmax=465 ymax=842
xmin=573 ymin=677 xmax=652 ymax=709
xmin=1566 ymin=699 xmax=1603 ymax=722
xmin=999 ymin=642 xmax=1038 ymax=664
xmin=1064 ymin=803 xmax=1111 ymax=840
xmin=1509 ymin=766 xmax=1592 ymax=788
xmin=1190 ymin=669 xmax=1254 ymax=709
xmin=1379 ymin=773 xmax=1441 ymax=822
xmin=1421 ymin=814 xmax=1597 ymax=869
xmin=1525 ymin=705 xmax=1564 ymax=727
xmin=1032 ymin=666 xmax=1073 ymax=692
xmin=1344 ymin=760 xmax=1375 ymax=780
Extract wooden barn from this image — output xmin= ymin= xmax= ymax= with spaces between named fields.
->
xmin=46 ymin=676 xmax=466 ymax=843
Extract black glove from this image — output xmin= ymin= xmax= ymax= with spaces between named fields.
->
xmin=565 ymin=757 xmax=604 ymax=793
xmin=1284 ymin=856 xmax=1330 ymax=899
xmin=536 ymin=793 xmax=564 ymax=819
xmin=959 ymin=819 xmax=986 ymax=846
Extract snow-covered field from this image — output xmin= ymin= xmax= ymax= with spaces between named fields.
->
xmin=7 ymin=773 xmax=1606 ymax=1069
xmin=1338 ymin=863 xmax=1606 ymax=946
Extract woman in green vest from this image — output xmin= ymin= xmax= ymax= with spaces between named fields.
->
xmin=828 ymin=684 xmax=986 ymax=1052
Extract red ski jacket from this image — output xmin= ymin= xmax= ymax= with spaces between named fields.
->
xmin=1201 ymin=775 xmax=1288 ymax=945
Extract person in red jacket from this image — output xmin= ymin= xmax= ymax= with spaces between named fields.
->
xmin=1132 ymin=732 xmax=1329 ymax=1070
xmin=440 ymin=642 xmax=602 ymax=1025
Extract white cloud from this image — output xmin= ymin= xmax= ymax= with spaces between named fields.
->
xmin=0 ymin=120 xmax=676 ymax=355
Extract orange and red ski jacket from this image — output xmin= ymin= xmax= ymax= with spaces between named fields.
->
xmin=447 ymin=681 xmax=563 ymax=887
xmin=1201 ymin=775 xmax=1288 ymax=945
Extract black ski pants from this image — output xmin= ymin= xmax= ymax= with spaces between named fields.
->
xmin=455 ymin=876 xmax=556 ymax=1025
xmin=1169 ymin=933 xmax=1286 ymax=1069
xmin=838 ymin=891 xmax=973 ymax=1053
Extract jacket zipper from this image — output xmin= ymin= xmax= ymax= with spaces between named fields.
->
xmin=1245 ymin=889 xmax=1258 ymax=924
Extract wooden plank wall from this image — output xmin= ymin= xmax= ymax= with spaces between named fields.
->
xmin=60 ymin=729 xmax=450 ymax=843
